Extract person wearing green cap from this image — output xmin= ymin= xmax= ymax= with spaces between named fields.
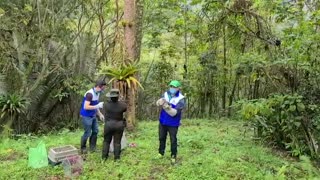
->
xmin=156 ymin=80 xmax=185 ymax=164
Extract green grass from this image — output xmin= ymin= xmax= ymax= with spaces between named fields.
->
xmin=0 ymin=119 xmax=319 ymax=179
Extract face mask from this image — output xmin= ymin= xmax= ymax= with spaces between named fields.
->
xmin=94 ymin=88 xmax=103 ymax=94
xmin=169 ymin=88 xmax=177 ymax=95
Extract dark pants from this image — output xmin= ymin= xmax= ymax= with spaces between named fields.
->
xmin=102 ymin=120 xmax=125 ymax=160
xmin=158 ymin=124 xmax=178 ymax=158
xmin=81 ymin=116 xmax=99 ymax=151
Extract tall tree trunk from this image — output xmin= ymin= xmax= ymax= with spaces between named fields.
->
xmin=123 ymin=0 xmax=143 ymax=129
xmin=253 ymin=71 xmax=260 ymax=99
xmin=222 ymin=24 xmax=227 ymax=113
xmin=208 ymin=73 xmax=213 ymax=117
xmin=228 ymin=74 xmax=239 ymax=116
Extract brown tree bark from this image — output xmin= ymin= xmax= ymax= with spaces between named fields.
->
xmin=123 ymin=0 xmax=143 ymax=129
xmin=222 ymin=24 xmax=227 ymax=113
xmin=228 ymin=75 xmax=239 ymax=116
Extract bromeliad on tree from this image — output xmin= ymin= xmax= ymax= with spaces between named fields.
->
xmin=99 ymin=63 xmax=143 ymax=129
xmin=100 ymin=63 xmax=143 ymax=100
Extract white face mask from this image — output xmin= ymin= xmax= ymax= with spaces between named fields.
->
xmin=94 ymin=88 xmax=103 ymax=94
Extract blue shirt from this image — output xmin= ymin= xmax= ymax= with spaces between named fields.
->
xmin=159 ymin=91 xmax=185 ymax=127
xmin=80 ymin=88 xmax=100 ymax=117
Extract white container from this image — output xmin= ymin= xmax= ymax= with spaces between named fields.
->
xmin=48 ymin=145 xmax=78 ymax=163
xmin=109 ymin=131 xmax=127 ymax=152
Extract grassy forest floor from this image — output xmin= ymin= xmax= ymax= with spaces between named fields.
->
xmin=0 ymin=119 xmax=319 ymax=179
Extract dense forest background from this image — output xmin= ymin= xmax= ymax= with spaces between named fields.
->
xmin=1 ymin=0 xmax=320 ymax=159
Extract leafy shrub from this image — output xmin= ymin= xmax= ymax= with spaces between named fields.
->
xmin=272 ymin=156 xmax=320 ymax=179
xmin=0 ymin=94 xmax=28 ymax=137
xmin=0 ymin=94 xmax=28 ymax=119
xmin=238 ymin=94 xmax=320 ymax=159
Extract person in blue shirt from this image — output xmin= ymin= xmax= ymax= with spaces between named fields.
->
xmin=80 ymin=80 xmax=106 ymax=154
xmin=156 ymin=80 xmax=185 ymax=164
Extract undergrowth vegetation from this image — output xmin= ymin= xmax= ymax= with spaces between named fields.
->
xmin=238 ymin=94 xmax=320 ymax=159
xmin=0 ymin=119 xmax=319 ymax=179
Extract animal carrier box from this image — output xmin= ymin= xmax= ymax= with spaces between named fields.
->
xmin=48 ymin=145 xmax=78 ymax=163
xmin=62 ymin=155 xmax=83 ymax=177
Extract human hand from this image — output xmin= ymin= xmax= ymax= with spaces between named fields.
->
xmin=99 ymin=114 xmax=105 ymax=122
xmin=96 ymin=102 xmax=104 ymax=109
xmin=156 ymin=98 xmax=165 ymax=106
xmin=163 ymin=103 xmax=171 ymax=110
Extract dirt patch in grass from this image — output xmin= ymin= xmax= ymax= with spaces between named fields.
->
xmin=0 ymin=151 xmax=24 ymax=161
xmin=270 ymin=147 xmax=298 ymax=162
xmin=149 ymin=165 xmax=168 ymax=179
xmin=44 ymin=176 xmax=63 ymax=180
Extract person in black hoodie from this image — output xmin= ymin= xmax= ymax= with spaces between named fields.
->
xmin=102 ymin=89 xmax=127 ymax=161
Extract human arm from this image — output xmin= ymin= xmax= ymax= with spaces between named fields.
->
xmin=83 ymin=93 xmax=104 ymax=110
xmin=162 ymin=98 xmax=185 ymax=117
xmin=156 ymin=93 xmax=166 ymax=106
xmin=174 ymin=98 xmax=186 ymax=114
xmin=155 ymin=92 xmax=180 ymax=116
xmin=97 ymin=109 xmax=105 ymax=122
xmin=156 ymin=98 xmax=166 ymax=106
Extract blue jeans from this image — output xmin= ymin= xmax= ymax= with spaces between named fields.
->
xmin=81 ymin=116 xmax=99 ymax=150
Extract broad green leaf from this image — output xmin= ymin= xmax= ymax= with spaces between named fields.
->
xmin=24 ymin=4 xmax=32 ymax=12
xmin=65 ymin=19 xmax=77 ymax=31
xmin=293 ymin=122 xmax=301 ymax=127
xmin=0 ymin=8 xmax=5 ymax=17
xmin=297 ymin=103 xmax=305 ymax=112
xmin=289 ymin=105 xmax=296 ymax=112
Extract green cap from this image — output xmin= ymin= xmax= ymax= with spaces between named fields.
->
xmin=169 ymin=80 xmax=181 ymax=88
